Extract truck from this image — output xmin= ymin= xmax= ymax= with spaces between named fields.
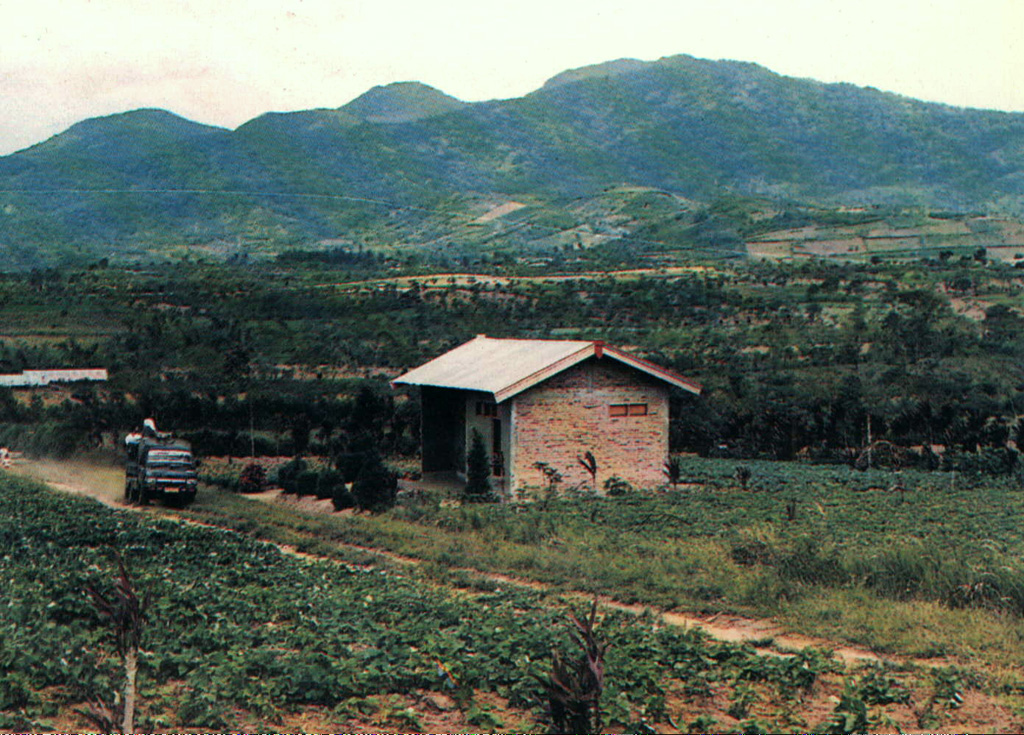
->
xmin=124 ymin=420 xmax=198 ymax=506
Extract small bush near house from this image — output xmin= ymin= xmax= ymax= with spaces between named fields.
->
xmin=316 ymin=469 xmax=344 ymax=500
xmin=275 ymin=457 xmax=308 ymax=495
xmin=295 ymin=470 xmax=320 ymax=497
xmin=332 ymin=484 xmax=356 ymax=511
xmin=603 ymin=476 xmax=633 ymax=496
xmin=334 ymin=452 xmax=368 ymax=484
xmin=463 ymin=430 xmax=494 ymax=503
xmin=352 ymin=450 xmax=398 ymax=512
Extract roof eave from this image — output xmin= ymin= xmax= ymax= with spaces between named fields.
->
xmin=391 ymin=377 xmax=499 ymax=402
xmin=602 ymin=346 xmax=703 ymax=395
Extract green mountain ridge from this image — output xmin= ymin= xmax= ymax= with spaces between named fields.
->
xmin=342 ymin=81 xmax=468 ymax=122
xmin=2 ymin=53 xmax=1024 ymax=266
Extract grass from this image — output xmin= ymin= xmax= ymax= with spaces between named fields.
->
xmin=170 ymin=457 xmax=1024 ymax=694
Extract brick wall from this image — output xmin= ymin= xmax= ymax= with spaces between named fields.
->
xmin=510 ymin=357 xmax=669 ymax=493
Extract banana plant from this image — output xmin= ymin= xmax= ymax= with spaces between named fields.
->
xmin=663 ymin=456 xmax=683 ymax=490
xmin=82 ymin=556 xmax=147 ymax=734
xmin=578 ymin=451 xmax=598 ymax=493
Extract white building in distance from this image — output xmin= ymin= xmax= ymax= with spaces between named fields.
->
xmin=0 ymin=369 xmax=108 ymax=388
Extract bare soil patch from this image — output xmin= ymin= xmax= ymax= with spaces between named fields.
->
xmin=9 ymin=457 xmax=126 ymax=507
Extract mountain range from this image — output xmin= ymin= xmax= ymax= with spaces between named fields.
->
xmin=2 ymin=54 xmax=1024 ymax=266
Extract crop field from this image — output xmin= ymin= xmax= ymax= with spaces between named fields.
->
xmin=4 ymin=468 xmax=1022 ymax=733
xmin=151 ymin=456 xmax=1024 ymax=730
xmin=183 ymin=458 xmax=1024 ymax=662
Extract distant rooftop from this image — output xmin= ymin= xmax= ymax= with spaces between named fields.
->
xmin=0 ymin=369 xmax=108 ymax=388
xmin=393 ymin=336 xmax=700 ymax=402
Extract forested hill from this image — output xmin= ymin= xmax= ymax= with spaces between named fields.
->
xmin=3 ymin=53 xmax=1024 ymax=265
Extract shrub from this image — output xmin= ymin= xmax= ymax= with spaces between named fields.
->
xmin=578 ymin=451 xmax=598 ymax=493
xmin=663 ymin=457 xmax=683 ymax=490
xmin=295 ymin=470 xmax=320 ymax=497
xmin=352 ymin=450 xmax=397 ymax=513
xmin=603 ymin=476 xmax=633 ymax=496
xmin=851 ymin=544 xmax=938 ymax=600
xmin=275 ymin=457 xmax=307 ymax=495
xmin=237 ymin=463 xmax=266 ymax=494
xmin=317 ymin=469 xmax=344 ymax=500
xmin=534 ymin=601 xmax=608 ymax=735
xmin=331 ymin=485 xmax=356 ymax=511
xmin=941 ymin=447 xmax=1019 ymax=476
xmin=730 ymin=537 xmax=774 ymax=567
xmin=334 ymin=452 xmax=367 ymax=484
xmin=464 ymin=430 xmax=493 ymax=503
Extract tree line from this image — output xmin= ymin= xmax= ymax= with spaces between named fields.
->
xmin=0 ymin=255 xmax=1021 ymax=472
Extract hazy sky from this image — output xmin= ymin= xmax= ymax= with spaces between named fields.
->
xmin=1 ymin=0 xmax=1021 ymax=156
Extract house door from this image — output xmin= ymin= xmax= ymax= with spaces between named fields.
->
xmin=491 ymin=418 xmax=504 ymax=476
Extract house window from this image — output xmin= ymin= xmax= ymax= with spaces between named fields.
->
xmin=476 ymin=401 xmax=498 ymax=417
xmin=609 ymin=403 xmax=648 ymax=417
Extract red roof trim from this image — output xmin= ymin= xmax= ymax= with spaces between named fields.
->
xmin=601 ymin=345 xmax=703 ymax=395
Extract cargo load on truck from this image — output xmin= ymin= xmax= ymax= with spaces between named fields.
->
xmin=124 ymin=419 xmax=198 ymax=507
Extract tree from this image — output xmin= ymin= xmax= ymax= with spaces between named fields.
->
xmin=289 ymin=413 xmax=312 ymax=455
xmin=352 ymin=449 xmax=398 ymax=512
xmin=464 ymin=429 xmax=493 ymax=502
xmin=349 ymin=386 xmax=388 ymax=441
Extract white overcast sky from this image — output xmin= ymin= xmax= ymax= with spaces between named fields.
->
xmin=1 ymin=0 xmax=1022 ymax=156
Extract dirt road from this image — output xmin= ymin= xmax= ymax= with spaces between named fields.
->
xmin=5 ymin=457 xmax=912 ymax=666
xmin=11 ymin=457 xmax=126 ymax=507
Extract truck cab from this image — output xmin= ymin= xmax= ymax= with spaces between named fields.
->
xmin=125 ymin=432 xmax=198 ymax=507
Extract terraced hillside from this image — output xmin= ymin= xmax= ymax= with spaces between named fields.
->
xmin=2 ymin=54 xmax=1024 ymax=266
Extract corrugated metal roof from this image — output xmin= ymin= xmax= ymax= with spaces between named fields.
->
xmin=392 ymin=336 xmax=701 ymax=401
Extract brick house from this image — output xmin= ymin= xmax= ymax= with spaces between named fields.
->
xmin=392 ymin=336 xmax=701 ymax=496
